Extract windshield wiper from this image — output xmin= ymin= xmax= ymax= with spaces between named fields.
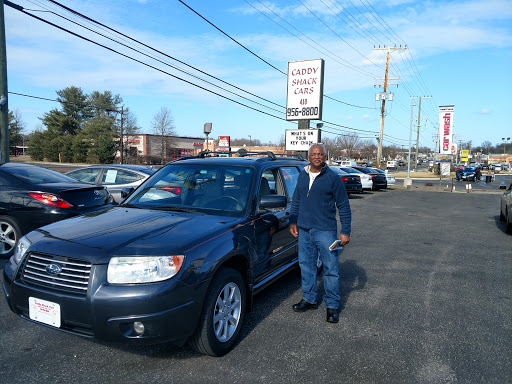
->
xmin=120 ymin=203 xmax=141 ymax=209
xmin=151 ymin=206 xmax=202 ymax=213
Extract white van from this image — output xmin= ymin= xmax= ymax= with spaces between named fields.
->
xmin=339 ymin=160 xmax=358 ymax=167
xmin=386 ymin=160 xmax=398 ymax=170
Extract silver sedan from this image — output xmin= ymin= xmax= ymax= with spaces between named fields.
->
xmin=66 ymin=164 xmax=156 ymax=203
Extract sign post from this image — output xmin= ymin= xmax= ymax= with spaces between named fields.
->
xmin=286 ymin=59 xmax=324 ymax=156
xmin=286 ymin=59 xmax=324 ymax=121
xmin=439 ymin=105 xmax=454 ymax=176
xmin=218 ymin=135 xmax=230 ymax=157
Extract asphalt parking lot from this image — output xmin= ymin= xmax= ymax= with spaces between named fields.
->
xmin=0 ymin=188 xmax=510 ymax=384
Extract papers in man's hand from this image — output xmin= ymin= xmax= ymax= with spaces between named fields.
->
xmin=329 ymin=240 xmax=343 ymax=251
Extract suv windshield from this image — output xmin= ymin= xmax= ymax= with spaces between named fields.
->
xmin=123 ymin=164 xmax=254 ymax=217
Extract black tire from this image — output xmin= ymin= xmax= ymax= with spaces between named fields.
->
xmin=0 ymin=216 xmax=21 ymax=259
xmin=189 ymin=267 xmax=246 ymax=356
xmin=506 ymin=209 xmax=512 ymax=235
xmin=500 ymin=205 xmax=505 ymax=222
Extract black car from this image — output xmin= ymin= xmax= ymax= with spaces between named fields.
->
xmin=351 ymin=166 xmax=387 ymax=190
xmin=3 ymin=153 xmax=307 ymax=356
xmin=0 ymin=163 xmax=114 ymax=258
xmin=329 ymin=166 xmax=362 ymax=194
xmin=456 ymin=167 xmax=480 ymax=181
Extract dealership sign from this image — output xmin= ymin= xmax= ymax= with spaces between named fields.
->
xmin=218 ymin=136 xmax=230 ymax=153
xmin=285 ymin=129 xmax=321 ymax=151
xmin=439 ymin=105 xmax=454 ymax=154
xmin=286 ymin=59 xmax=324 ymax=121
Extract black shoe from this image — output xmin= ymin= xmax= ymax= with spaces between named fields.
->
xmin=292 ymin=299 xmax=319 ymax=312
xmin=326 ymin=308 xmax=339 ymax=323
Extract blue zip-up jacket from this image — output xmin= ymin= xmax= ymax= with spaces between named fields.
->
xmin=289 ymin=164 xmax=352 ymax=236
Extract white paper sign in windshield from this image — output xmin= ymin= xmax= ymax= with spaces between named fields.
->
xmin=286 ymin=59 xmax=324 ymax=121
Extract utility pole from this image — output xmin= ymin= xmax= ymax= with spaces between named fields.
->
xmin=0 ymin=0 xmax=9 ymax=162
xmin=119 ymin=106 xmax=124 ymax=164
xmin=411 ymin=96 xmax=431 ymax=171
xmin=373 ymin=46 xmax=405 ymax=168
xmin=405 ymin=101 xmax=415 ymax=186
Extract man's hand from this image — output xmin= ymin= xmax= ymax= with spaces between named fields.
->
xmin=289 ymin=224 xmax=298 ymax=238
xmin=339 ymin=234 xmax=350 ymax=246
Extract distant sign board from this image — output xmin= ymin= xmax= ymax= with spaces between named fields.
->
xmin=285 ymin=129 xmax=321 ymax=151
xmin=435 ymin=154 xmax=452 ymax=163
xmin=218 ymin=136 xmax=230 ymax=153
xmin=461 ymin=149 xmax=469 ymax=162
xmin=439 ymin=105 xmax=454 ymax=154
xmin=286 ymin=59 xmax=324 ymax=121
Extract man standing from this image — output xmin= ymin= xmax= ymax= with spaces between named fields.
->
xmin=289 ymin=144 xmax=351 ymax=323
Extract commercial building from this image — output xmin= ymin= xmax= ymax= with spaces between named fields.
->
xmin=120 ymin=134 xmax=206 ymax=163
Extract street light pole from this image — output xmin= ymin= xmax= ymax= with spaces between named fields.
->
xmin=502 ymin=137 xmax=510 ymax=155
xmin=249 ymin=135 xmax=251 ymax=152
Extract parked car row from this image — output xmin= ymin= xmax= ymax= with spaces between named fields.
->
xmin=0 ymin=163 xmax=115 ymax=258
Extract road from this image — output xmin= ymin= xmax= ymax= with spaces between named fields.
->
xmin=397 ymin=174 xmax=512 ymax=192
xmin=0 ymin=189 xmax=511 ymax=383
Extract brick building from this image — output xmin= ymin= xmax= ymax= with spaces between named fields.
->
xmin=119 ymin=134 xmax=206 ymax=163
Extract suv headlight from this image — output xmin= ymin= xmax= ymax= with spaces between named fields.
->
xmin=107 ymin=256 xmax=184 ymax=284
xmin=11 ymin=236 xmax=31 ymax=266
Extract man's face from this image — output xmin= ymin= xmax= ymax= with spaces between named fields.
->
xmin=308 ymin=145 xmax=326 ymax=169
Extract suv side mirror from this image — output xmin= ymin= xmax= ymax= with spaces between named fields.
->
xmin=259 ymin=195 xmax=287 ymax=210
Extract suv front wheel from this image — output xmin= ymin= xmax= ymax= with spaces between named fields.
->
xmin=189 ymin=267 xmax=246 ymax=356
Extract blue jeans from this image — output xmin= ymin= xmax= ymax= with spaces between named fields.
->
xmin=298 ymin=228 xmax=340 ymax=309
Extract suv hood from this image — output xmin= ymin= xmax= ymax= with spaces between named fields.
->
xmin=31 ymin=207 xmax=238 ymax=262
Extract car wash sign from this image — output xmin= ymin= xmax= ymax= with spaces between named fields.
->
xmin=439 ymin=105 xmax=454 ymax=154
xmin=286 ymin=59 xmax=324 ymax=121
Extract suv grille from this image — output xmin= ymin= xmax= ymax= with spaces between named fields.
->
xmin=20 ymin=253 xmax=91 ymax=295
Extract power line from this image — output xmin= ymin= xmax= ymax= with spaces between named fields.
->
xmin=176 ymin=0 xmax=285 ymax=75
xmin=8 ymin=0 xmax=415 ymax=143
xmin=244 ymin=0 xmax=378 ymax=78
xmin=6 ymin=3 xmax=290 ymax=122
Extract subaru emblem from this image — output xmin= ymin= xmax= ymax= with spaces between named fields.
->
xmin=45 ymin=264 xmax=63 ymax=275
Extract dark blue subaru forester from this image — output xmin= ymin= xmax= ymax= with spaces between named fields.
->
xmin=3 ymin=152 xmax=306 ymax=356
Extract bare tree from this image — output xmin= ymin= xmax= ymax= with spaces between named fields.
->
xmin=338 ymin=134 xmax=361 ymax=159
xmin=151 ymin=107 xmax=176 ymax=163
xmin=359 ymin=139 xmax=377 ymax=162
xmin=321 ymin=137 xmax=338 ymax=163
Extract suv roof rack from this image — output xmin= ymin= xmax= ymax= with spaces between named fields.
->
xmin=190 ymin=149 xmax=307 ymax=161
xmin=235 ymin=149 xmax=306 ymax=161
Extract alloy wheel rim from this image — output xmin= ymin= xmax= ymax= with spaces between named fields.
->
xmin=0 ymin=222 xmax=16 ymax=255
xmin=213 ymin=282 xmax=241 ymax=343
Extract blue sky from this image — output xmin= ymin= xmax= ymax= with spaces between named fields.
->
xmin=5 ymin=0 xmax=512 ymax=151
